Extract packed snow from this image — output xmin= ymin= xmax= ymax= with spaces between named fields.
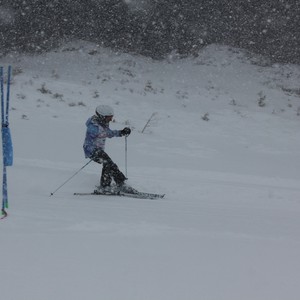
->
xmin=1 ymin=41 xmax=300 ymax=300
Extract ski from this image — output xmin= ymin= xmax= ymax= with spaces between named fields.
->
xmin=74 ymin=191 xmax=165 ymax=200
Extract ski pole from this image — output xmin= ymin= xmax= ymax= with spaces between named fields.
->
xmin=50 ymin=159 xmax=92 ymax=196
xmin=125 ymin=136 xmax=128 ymax=177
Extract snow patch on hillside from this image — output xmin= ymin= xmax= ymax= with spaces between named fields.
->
xmin=1 ymin=41 xmax=300 ymax=300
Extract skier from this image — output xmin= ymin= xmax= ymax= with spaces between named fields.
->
xmin=83 ymin=105 xmax=133 ymax=193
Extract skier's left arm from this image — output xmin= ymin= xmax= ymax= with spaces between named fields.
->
xmin=101 ymin=127 xmax=131 ymax=138
xmin=103 ymin=127 xmax=121 ymax=138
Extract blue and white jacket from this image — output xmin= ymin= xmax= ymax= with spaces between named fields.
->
xmin=83 ymin=115 xmax=121 ymax=158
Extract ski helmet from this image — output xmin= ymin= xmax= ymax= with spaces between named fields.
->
xmin=95 ymin=105 xmax=114 ymax=118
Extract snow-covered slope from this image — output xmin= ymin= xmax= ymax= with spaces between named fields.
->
xmin=1 ymin=41 xmax=300 ymax=300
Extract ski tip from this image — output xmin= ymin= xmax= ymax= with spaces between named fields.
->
xmin=148 ymin=194 xmax=165 ymax=199
xmin=1 ymin=209 xmax=8 ymax=219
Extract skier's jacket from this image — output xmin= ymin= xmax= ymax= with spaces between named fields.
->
xmin=83 ymin=115 xmax=121 ymax=158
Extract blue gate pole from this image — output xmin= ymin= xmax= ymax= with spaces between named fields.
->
xmin=0 ymin=66 xmax=6 ymax=216
xmin=1 ymin=66 xmax=12 ymax=218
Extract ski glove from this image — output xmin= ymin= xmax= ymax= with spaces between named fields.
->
xmin=120 ymin=127 xmax=131 ymax=136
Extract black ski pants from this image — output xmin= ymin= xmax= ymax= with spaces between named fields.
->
xmin=90 ymin=149 xmax=126 ymax=187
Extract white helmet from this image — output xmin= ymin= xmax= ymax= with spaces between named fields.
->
xmin=95 ymin=105 xmax=114 ymax=117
